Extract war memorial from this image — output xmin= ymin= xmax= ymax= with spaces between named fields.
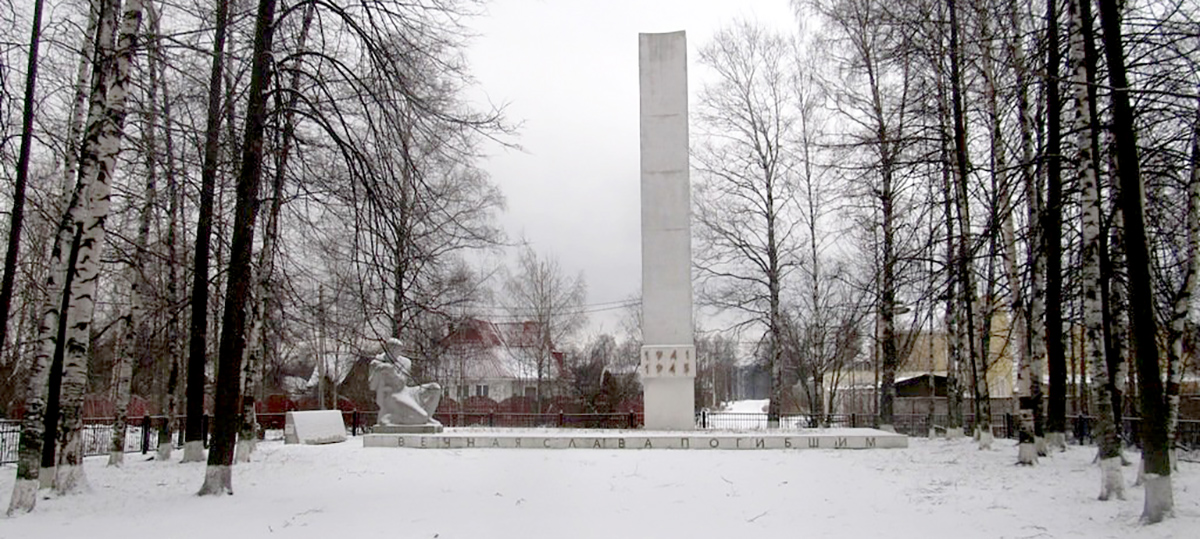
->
xmin=362 ymin=31 xmax=906 ymax=452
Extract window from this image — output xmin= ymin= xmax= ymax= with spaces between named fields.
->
xmin=475 ymin=384 xmax=489 ymax=398
xmin=457 ymin=385 xmax=469 ymax=399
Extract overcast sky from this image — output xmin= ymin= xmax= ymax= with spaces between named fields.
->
xmin=465 ymin=0 xmax=797 ymax=338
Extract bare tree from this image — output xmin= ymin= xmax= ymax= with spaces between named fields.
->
xmin=0 ymin=0 xmax=43 ymax=375
xmin=692 ymin=20 xmax=804 ymax=423
xmin=183 ymin=0 xmax=232 ymax=464
xmin=503 ymin=247 xmax=586 ymax=413
xmin=198 ymin=0 xmax=275 ymax=497
xmin=1043 ymin=0 xmax=1069 ymax=453
xmin=807 ymin=0 xmax=919 ymax=430
xmin=1097 ymin=0 xmax=1172 ymax=522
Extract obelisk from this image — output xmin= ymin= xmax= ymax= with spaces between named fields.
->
xmin=638 ymin=31 xmax=695 ymax=430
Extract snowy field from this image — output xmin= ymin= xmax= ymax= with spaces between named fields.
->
xmin=1 ymin=435 xmax=1197 ymax=539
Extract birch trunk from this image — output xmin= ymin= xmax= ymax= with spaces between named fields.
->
xmin=38 ymin=0 xmax=109 ymax=489
xmin=143 ymin=2 xmax=180 ymax=460
xmin=108 ymin=38 xmax=159 ymax=465
xmin=11 ymin=0 xmax=119 ymax=508
xmin=947 ymin=0 xmax=983 ymax=447
xmin=976 ymin=1 xmax=1009 ymax=450
xmin=60 ymin=1 xmax=100 ymax=199
xmin=938 ymin=70 xmax=962 ymax=436
xmin=1165 ymin=102 xmax=1200 ymax=471
xmin=1104 ymin=149 xmax=1130 ymax=439
xmin=1069 ymin=0 xmax=1122 ymax=500
xmin=1009 ymin=0 xmax=1043 ymax=465
xmin=55 ymin=0 xmax=144 ymax=493
xmin=199 ymin=0 xmax=277 ymax=496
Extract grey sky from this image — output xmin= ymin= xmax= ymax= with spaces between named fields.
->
xmin=466 ymin=0 xmax=796 ymax=338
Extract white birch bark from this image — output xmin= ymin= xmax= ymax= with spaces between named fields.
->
xmin=142 ymin=1 xmax=179 ymax=460
xmin=1009 ymin=0 xmax=1042 ymax=464
xmin=60 ymin=1 xmax=100 ymax=200
xmin=1069 ymin=0 xmax=1122 ymax=500
xmin=9 ymin=0 xmax=118 ymax=511
xmin=1165 ymin=102 xmax=1200 ymax=471
xmin=55 ymin=0 xmax=144 ymax=494
xmin=108 ymin=57 xmax=158 ymax=465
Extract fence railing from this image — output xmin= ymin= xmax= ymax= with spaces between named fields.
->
xmin=5 ymin=411 xmax=1198 ymax=464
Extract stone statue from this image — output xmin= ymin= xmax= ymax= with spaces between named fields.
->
xmin=369 ymin=338 xmax=442 ymax=426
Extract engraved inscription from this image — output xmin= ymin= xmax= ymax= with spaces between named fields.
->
xmin=639 ymin=345 xmax=697 ymax=378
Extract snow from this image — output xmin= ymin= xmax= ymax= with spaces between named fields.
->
xmin=722 ymin=399 xmax=769 ymax=413
xmin=2 ymin=435 xmax=1197 ymax=538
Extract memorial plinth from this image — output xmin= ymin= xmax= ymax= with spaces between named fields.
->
xmin=373 ymin=424 xmax=444 ymax=434
xmin=639 ymin=31 xmax=695 ymax=431
xmin=363 ymin=428 xmax=908 ymax=450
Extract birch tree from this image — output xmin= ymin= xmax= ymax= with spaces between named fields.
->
xmin=1068 ymin=0 xmax=1122 ymax=500
xmin=53 ymin=0 xmax=144 ymax=494
xmin=1011 ymin=0 xmax=1046 ymax=465
xmin=1162 ymin=100 xmax=1199 ymax=471
xmin=107 ymin=74 xmax=159 ymax=466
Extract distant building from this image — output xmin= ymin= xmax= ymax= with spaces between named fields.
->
xmin=829 ymin=313 xmax=1016 ymax=416
xmin=433 ymin=319 xmax=566 ymax=407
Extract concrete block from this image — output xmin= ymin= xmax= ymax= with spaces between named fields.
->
xmin=285 ymin=410 xmax=347 ymax=445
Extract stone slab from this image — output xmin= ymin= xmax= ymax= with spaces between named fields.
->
xmin=373 ymin=424 xmax=444 ymax=434
xmin=362 ymin=428 xmax=907 ymax=450
xmin=285 ymin=410 xmax=347 ymax=445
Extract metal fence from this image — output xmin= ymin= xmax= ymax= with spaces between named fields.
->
xmin=1 ymin=418 xmax=163 ymax=466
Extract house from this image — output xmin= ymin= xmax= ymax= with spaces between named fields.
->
xmin=432 ymin=319 xmax=566 ymax=408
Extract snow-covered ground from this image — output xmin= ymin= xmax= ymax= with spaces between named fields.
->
xmin=1 ymin=435 xmax=1196 ymax=538
xmin=722 ymin=398 xmax=769 ymax=413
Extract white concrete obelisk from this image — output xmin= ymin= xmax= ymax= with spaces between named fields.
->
xmin=639 ymin=31 xmax=695 ymax=430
